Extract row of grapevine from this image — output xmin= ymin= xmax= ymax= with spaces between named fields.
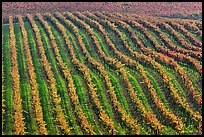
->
xmin=194 ymin=21 xmax=202 ymax=30
xmin=143 ymin=17 xmax=203 ymax=75
xmin=103 ymin=12 xmax=202 ymax=107
xmin=36 ymin=13 xmax=96 ymax=135
xmin=67 ymin=13 xmax=151 ymax=129
xmin=3 ymin=11 xmax=202 ymax=135
xmin=54 ymin=12 xmax=142 ymax=134
xmin=2 ymin=25 xmax=5 ymax=135
xmin=95 ymin=12 xmax=202 ymax=130
xmin=134 ymin=17 xmax=202 ymax=61
xmin=102 ymin=11 xmax=188 ymax=126
xmin=156 ymin=21 xmax=201 ymax=51
xmin=27 ymin=14 xmax=71 ymax=134
xmin=68 ymin=11 xmax=167 ymax=134
xmin=9 ymin=16 xmax=26 ymax=135
xmin=99 ymin=12 xmax=202 ymax=122
xmin=46 ymin=13 xmax=118 ymax=134
xmin=45 ymin=12 xmax=119 ymax=134
xmin=90 ymin=12 xmax=186 ymax=133
xmin=18 ymin=15 xmax=48 ymax=135
xmin=177 ymin=20 xmax=202 ymax=37
xmin=83 ymin=11 xmax=182 ymax=134
xmin=78 ymin=12 xmax=169 ymax=132
xmin=126 ymin=14 xmax=202 ymax=106
xmin=165 ymin=20 xmax=202 ymax=47
xmin=131 ymin=14 xmax=202 ymax=43
xmin=118 ymin=13 xmax=202 ymax=75
xmin=60 ymin=12 xmax=143 ymax=134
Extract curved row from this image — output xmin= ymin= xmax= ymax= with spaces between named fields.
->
xmin=66 ymin=12 xmax=167 ymax=134
xmin=3 ymin=12 xmax=202 ymax=135
xmin=85 ymin=12 xmax=186 ymax=133
xmin=115 ymin=13 xmax=202 ymax=75
xmin=101 ymin=12 xmax=202 ymax=107
xmin=91 ymin=12 xmax=202 ymax=124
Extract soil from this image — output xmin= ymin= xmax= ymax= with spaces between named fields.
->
xmin=2 ymin=2 xmax=202 ymax=20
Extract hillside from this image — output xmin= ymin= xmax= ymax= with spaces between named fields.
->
xmin=2 ymin=11 xmax=202 ymax=135
xmin=2 ymin=2 xmax=202 ymax=20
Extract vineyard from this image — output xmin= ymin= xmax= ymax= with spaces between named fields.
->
xmin=2 ymin=11 xmax=202 ymax=135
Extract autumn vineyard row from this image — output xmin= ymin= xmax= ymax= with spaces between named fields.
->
xmin=2 ymin=12 xmax=202 ymax=135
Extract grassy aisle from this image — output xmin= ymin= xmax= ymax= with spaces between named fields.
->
xmin=67 ymin=14 xmax=153 ymax=134
xmin=24 ymin=22 xmax=60 ymax=134
xmin=36 ymin=20 xmax=75 ymax=134
xmin=46 ymin=21 xmax=93 ymax=135
xmin=2 ymin=24 xmax=14 ymax=135
xmin=14 ymin=22 xmax=39 ymax=134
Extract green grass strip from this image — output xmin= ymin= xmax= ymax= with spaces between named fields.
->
xmin=74 ymin=25 xmax=126 ymax=135
xmin=107 ymin=72 xmax=131 ymax=115
xmin=78 ymin=29 xmax=97 ymax=59
xmin=46 ymin=17 xmax=103 ymax=134
xmin=66 ymin=29 xmax=84 ymax=62
xmin=72 ymin=74 xmax=103 ymax=135
xmin=93 ymin=29 xmax=110 ymax=56
xmin=46 ymin=21 xmax=85 ymax=134
xmin=14 ymin=23 xmax=39 ymax=134
xmin=126 ymin=73 xmax=152 ymax=112
xmin=178 ymin=62 xmax=201 ymax=94
xmin=145 ymin=72 xmax=172 ymax=111
xmin=24 ymin=22 xmax=59 ymax=134
xmin=90 ymin=72 xmax=114 ymax=120
xmin=187 ymin=29 xmax=202 ymax=41
xmin=2 ymin=24 xmax=14 ymax=135
xmin=36 ymin=21 xmax=70 ymax=134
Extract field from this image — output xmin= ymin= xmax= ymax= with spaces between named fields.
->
xmin=2 ymin=11 xmax=202 ymax=135
xmin=2 ymin=2 xmax=202 ymax=20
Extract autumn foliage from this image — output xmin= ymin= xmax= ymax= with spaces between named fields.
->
xmin=3 ymin=11 xmax=202 ymax=135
